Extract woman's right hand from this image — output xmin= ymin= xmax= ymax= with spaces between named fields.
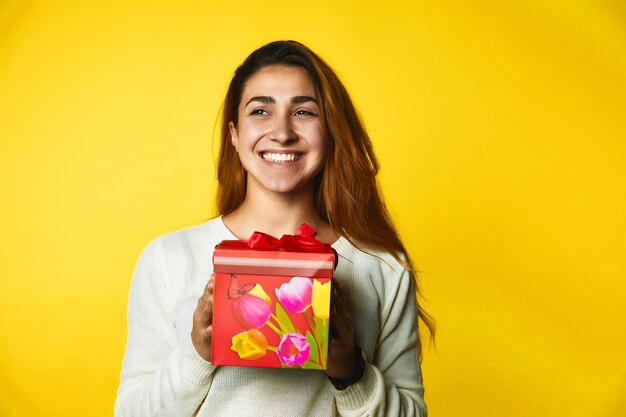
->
xmin=191 ymin=275 xmax=214 ymax=362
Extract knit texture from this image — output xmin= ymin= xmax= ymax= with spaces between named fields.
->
xmin=115 ymin=217 xmax=427 ymax=417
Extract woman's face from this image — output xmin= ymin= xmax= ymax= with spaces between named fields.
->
xmin=229 ymin=65 xmax=325 ymax=197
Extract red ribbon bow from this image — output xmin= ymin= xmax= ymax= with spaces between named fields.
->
xmin=219 ymin=224 xmax=338 ymax=266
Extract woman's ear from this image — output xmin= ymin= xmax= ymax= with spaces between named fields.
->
xmin=228 ymin=121 xmax=239 ymax=152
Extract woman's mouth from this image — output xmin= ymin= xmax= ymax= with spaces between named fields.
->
xmin=260 ymin=152 xmax=302 ymax=162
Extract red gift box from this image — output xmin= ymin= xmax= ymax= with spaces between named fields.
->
xmin=211 ymin=224 xmax=336 ymax=369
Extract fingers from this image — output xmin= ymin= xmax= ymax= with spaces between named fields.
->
xmin=326 ymin=281 xmax=356 ymax=379
xmin=195 ymin=276 xmax=215 ymax=324
xmin=191 ymin=275 xmax=215 ymax=361
xmin=329 ymin=282 xmax=353 ymax=343
xmin=202 ymin=277 xmax=214 ymax=319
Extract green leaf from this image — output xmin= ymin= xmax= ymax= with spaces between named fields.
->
xmin=302 ymin=358 xmax=322 ymax=370
xmin=305 ymin=331 xmax=319 ymax=365
xmin=314 ymin=316 xmax=324 ymax=341
xmin=275 ymin=303 xmax=296 ymax=334
xmin=315 ymin=316 xmax=329 ymax=365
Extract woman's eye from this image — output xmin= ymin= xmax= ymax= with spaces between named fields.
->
xmin=295 ymin=109 xmax=316 ymax=116
xmin=250 ymin=108 xmax=268 ymax=116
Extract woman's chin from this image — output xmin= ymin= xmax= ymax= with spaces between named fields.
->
xmin=256 ymin=180 xmax=313 ymax=196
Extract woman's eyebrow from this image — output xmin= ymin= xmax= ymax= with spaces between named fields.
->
xmin=292 ymin=96 xmax=317 ymax=104
xmin=245 ymin=96 xmax=274 ymax=106
xmin=244 ymin=95 xmax=318 ymax=107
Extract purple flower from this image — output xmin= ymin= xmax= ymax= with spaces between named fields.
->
xmin=233 ymin=293 xmax=271 ymax=329
xmin=275 ymin=277 xmax=312 ymax=313
xmin=277 ymin=332 xmax=310 ymax=366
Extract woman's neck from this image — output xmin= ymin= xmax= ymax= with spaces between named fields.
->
xmin=222 ymin=186 xmax=337 ymax=244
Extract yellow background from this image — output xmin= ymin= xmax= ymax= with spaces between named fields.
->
xmin=1 ymin=1 xmax=625 ymax=416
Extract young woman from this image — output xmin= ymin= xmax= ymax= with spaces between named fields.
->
xmin=115 ymin=40 xmax=434 ymax=417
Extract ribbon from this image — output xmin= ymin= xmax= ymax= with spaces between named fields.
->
xmin=218 ymin=223 xmax=338 ymax=265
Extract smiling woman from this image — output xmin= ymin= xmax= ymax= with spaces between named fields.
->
xmin=114 ymin=40 xmax=434 ymax=417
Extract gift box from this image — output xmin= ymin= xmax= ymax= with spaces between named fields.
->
xmin=211 ymin=224 xmax=336 ymax=370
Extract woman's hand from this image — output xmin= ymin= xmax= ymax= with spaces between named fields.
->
xmin=325 ymin=281 xmax=355 ymax=379
xmin=191 ymin=275 xmax=214 ymax=362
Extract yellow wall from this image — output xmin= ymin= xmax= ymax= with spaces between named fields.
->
xmin=1 ymin=1 xmax=625 ymax=416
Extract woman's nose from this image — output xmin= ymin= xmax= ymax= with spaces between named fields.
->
xmin=269 ymin=113 xmax=296 ymax=143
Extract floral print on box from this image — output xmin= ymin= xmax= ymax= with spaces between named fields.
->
xmin=227 ymin=274 xmax=330 ymax=369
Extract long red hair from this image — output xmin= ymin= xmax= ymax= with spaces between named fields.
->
xmin=216 ymin=41 xmax=434 ymax=350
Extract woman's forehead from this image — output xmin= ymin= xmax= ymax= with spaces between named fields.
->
xmin=240 ymin=65 xmax=317 ymax=104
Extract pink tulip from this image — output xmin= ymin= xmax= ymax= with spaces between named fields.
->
xmin=232 ymin=293 xmax=271 ymax=329
xmin=275 ymin=277 xmax=312 ymax=313
xmin=277 ymin=332 xmax=310 ymax=366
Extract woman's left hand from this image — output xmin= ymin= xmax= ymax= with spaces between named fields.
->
xmin=324 ymin=281 xmax=355 ymax=379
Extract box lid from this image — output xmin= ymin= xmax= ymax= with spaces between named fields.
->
xmin=213 ymin=246 xmax=335 ymax=278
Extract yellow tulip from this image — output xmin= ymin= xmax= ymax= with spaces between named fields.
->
xmin=312 ymin=280 xmax=331 ymax=320
xmin=248 ymin=283 xmax=271 ymax=304
xmin=231 ymin=329 xmax=268 ymax=360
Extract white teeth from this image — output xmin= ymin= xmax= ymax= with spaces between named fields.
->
xmin=262 ymin=153 xmax=299 ymax=162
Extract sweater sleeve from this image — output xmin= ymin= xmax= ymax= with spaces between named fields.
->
xmin=114 ymin=238 xmax=217 ymax=417
xmin=331 ymin=266 xmax=427 ymax=417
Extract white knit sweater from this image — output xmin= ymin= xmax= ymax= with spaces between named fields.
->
xmin=114 ymin=217 xmax=427 ymax=416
